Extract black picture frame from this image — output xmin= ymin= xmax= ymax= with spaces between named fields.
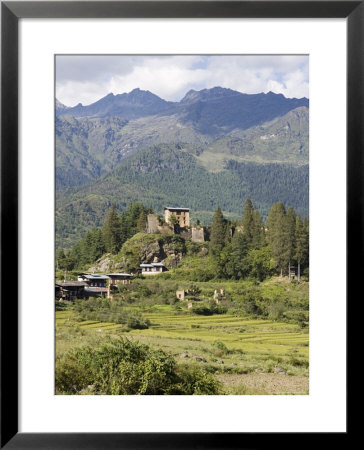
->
xmin=1 ymin=1 xmax=357 ymax=448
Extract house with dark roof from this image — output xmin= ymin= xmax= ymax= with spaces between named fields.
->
xmin=56 ymin=281 xmax=87 ymax=301
xmin=77 ymin=273 xmax=109 ymax=298
xmin=140 ymin=262 xmax=168 ymax=276
xmin=78 ymin=273 xmax=109 ymax=287
xmin=107 ymin=273 xmax=133 ymax=286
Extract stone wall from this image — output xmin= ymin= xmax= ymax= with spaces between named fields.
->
xmin=176 ymin=290 xmax=185 ymax=300
xmin=147 ymin=215 xmax=173 ymax=234
xmin=191 ymin=227 xmax=205 ymax=242
xmin=157 ymin=225 xmax=173 ymax=234
xmin=147 ymin=214 xmax=159 ymax=233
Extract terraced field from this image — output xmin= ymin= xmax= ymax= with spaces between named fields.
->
xmin=56 ymin=306 xmax=309 ymax=394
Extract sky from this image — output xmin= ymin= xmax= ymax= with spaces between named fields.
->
xmin=56 ymin=55 xmax=309 ymax=107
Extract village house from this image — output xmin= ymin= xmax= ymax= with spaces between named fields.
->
xmin=56 ymin=272 xmax=135 ymax=301
xmin=164 ymin=207 xmax=190 ymax=227
xmin=107 ymin=273 xmax=133 ymax=286
xmin=77 ymin=273 xmax=109 ymax=298
xmin=78 ymin=273 xmax=109 ymax=287
xmin=140 ymin=262 xmax=168 ymax=276
xmin=56 ymin=281 xmax=87 ymax=301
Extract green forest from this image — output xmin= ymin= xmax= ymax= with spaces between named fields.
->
xmin=57 ymin=199 xmax=308 ymax=281
xmin=56 ymin=144 xmax=309 ymax=248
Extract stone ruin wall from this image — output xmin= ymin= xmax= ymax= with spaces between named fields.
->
xmin=191 ymin=227 xmax=205 ymax=242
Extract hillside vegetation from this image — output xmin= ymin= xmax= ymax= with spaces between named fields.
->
xmin=56 ymin=145 xmax=308 ymax=248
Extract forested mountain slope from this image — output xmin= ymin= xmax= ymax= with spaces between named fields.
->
xmin=56 ymin=144 xmax=308 ymax=248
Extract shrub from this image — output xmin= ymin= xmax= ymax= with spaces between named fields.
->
xmin=56 ymin=338 xmax=220 ymax=395
xmin=173 ymin=365 xmax=221 ymax=395
xmin=268 ymin=301 xmax=286 ymax=320
xmin=192 ymin=301 xmax=228 ymax=316
xmin=211 ymin=341 xmax=229 ymax=357
xmin=73 ymin=299 xmax=150 ymax=330
xmin=55 ymin=301 xmax=67 ymax=311
xmin=283 ymin=310 xmax=309 ymax=326
xmin=288 ymin=357 xmax=309 ymax=368
xmin=126 ymin=313 xmax=150 ymax=330
xmin=192 ymin=304 xmax=213 ymax=316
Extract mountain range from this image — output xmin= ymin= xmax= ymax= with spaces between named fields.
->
xmin=55 ymin=87 xmax=309 ymax=248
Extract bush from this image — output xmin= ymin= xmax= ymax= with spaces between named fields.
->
xmin=242 ymin=294 xmax=263 ymax=315
xmin=211 ymin=341 xmax=229 ymax=357
xmin=192 ymin=304 xmax=213 ymax=316
xmin=126 ymin=313 xmax=150 ymax=330
xmin=55 ymin=301 xmax=67 ymax=311
xmin=267 ymin=301 xmax=286 ymax=320
xmin=74 ymin=299 xmax=150 ymax=330
xmin=288 ymin=357 xmax=309 ymax=368
xmin=56 ymin=338 xmax=221 ymax=395
xmin=283 ymin=310 xmax=309 ymax=326
xmin=192 ymin=301 xmax=228 ymax=316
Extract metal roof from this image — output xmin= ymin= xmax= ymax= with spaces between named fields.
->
xmin=84 ymin=287 xmax=108 ymax=293
xmin=140 ymin=263 xmax=166 ymax=267
xmin=164 ymin=207 xmax=190 ymax=211
xmin=57 ymin=281 xmax=87 ymax=287
xmin=107 ymin=273 xmax=132 ymax=277
xmin=81 ymin=274 xmax=109 ymax=280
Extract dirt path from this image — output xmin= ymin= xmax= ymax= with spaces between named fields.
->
xmin=218 ymin=373 xmax=309 ymax=395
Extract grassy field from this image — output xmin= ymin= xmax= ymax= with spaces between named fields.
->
xmin=56 ymin=291 xmax=309 ymax=395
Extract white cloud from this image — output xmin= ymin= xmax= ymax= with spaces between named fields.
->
xmin=56 ymin=55 xmax=308 ymax=106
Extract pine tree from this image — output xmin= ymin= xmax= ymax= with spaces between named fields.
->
xmin=286 ymin=207 xmax=297 ymax=278
xmin=294 ymin=215 xmax=309 ymax=281
xmin=267 ymin=202 xmax=290 ymax=276
xmin=241 ymin=198 xmax=255 ymax=244
xmin=136 ymin=210 xmax=147 ymax=232
xmin=102 ymin=205 xmax=122 ymax=254
xmin=119 ymin=212 xmax=129 ymax=245
xmin=126 ymin=203 xmax=144 ymax=237
xmin=229 ymin=232 xmax=249 ymax=279
xmin=55 ymin=248 xmax=66 ymax=271
xmin=209 ymin=207 xmax=227 ymax=256
xmin=89 ymin=228 xmax=106 ymax=262
xmin=252 ymin=210 xmax=265 ymax=248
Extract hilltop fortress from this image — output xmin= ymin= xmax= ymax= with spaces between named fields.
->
xmin=147 ymin=207 xmax=205 ymax=243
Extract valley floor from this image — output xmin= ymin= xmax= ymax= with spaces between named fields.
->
xmin=56 ymin=302 xmax=309 ymax=395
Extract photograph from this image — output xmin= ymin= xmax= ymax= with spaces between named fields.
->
xmin=54 ymin=54 xmax=310 ymax=396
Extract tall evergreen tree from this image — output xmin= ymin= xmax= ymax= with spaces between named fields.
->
xmin=89 ymin=228 xmax=106 ymax=262
xmin=136 ymin=210 xmax=147 ymax=232
xmin=241 ymin=198 xmax=255 ymax=244
xmin=102 ymin=204 xmax=122 ymax=254
xmin=286 ymin=207 xmax=297 ymax=278
xmin=252 ymin=210 xmax=265 ymax=248
xmin=228 ymin=232 xmax=250 ymax=279
xmin=209 ymin=207 xmax=227 ymax=256
xmin=119 ymin=212 xmax=129 ymax=245
xmin=126 ymin=203 xmax=144 ymax=236
xmin=55 ymin=248 xmax=66 ymax=271
xmin=294 ymin=215 xmax=309 ymax=281
xmin=267 ymin=202 xmax=290 ymax=277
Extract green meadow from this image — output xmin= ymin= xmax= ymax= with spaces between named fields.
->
xmin=56 ymin=279 xmax=309 ymax=395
